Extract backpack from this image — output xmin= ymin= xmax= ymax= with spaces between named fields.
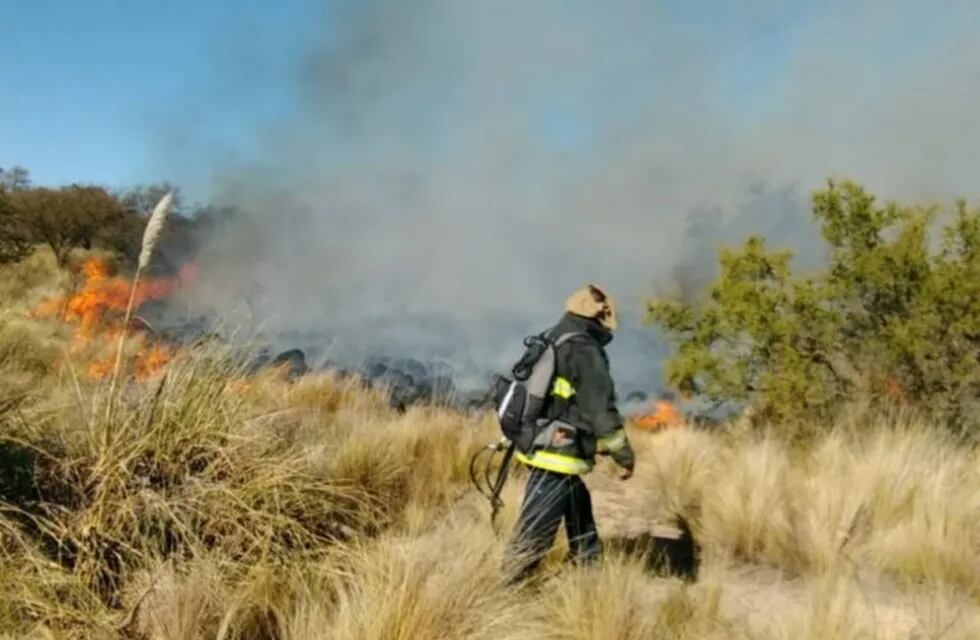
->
xmin=492 ymin=331 xmax=583 ymax=453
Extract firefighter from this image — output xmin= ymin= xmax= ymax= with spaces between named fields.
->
xmin=503 ymin=284 xmax=635 ymax=583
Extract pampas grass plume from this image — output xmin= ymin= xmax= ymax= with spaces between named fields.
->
xmin=138 ymin=191 xmax=173 ymax=272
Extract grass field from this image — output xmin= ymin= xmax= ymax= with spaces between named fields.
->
xmin=1 ymin=250 xmax=978 ymax=639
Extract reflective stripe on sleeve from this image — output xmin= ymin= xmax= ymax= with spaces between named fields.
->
xmin=597 ymin=429 xmax=628 ymax=453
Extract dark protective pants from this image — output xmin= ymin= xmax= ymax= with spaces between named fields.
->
xmin=504 ymin=466 xmax=601 ymax=582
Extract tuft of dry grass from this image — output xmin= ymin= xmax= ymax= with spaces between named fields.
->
xmin=0 ymin=313 xmax=502 ymax=636
xmin=281 ymin=513 xmax=514 ymax=640
xmin=0 ymin=247 xmax=68 ymax=310
xmin=631 ymin=420 xmax=980 ymax=600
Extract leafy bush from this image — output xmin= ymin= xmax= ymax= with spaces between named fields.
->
xmin=5 ymin=184 xmax=131 ymax=267
xmin=648 ymin=179 xmax=980 ymax=436
xmin=0 ymin=187 xmax=33 ymax=265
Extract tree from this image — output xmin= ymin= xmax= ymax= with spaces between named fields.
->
xmin=116 ymin=184 xmax=200 ymax=272
xmin=648 ymin=179 xmax=980 ymax=436
xmin=0 ymin=166 xmax=32 ymax=191
xmin=0 ymin=185 xmax=33 ymax=263
xmin=8 ymin=185 xmax=127 ymax=266
xmin=115 ymin=185 xmax=239 ymax=274
xmin=118 ymin=183 xmax=183 ymax=218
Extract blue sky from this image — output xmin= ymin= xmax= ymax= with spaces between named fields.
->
xmin=0 ymin=1 xmax=813 ymax=194
xmin=1 ymin=1 xmax=974 ymax=203
xmin=0 ymin=0 xmax=324 ymax=193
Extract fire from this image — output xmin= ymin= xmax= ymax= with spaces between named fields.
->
xmin=31 ymin=257 xmax=193 ymax=380
xmin=87 ymin=354 xmax=115 ymax=380
xmin=880 ymin=373 xmax=908 ymax=403
xmin=631 ymin=398 xmax=684 ymax=431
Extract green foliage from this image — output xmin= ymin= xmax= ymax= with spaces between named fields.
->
xmin=0 ymin=187 xmax=34 ymax=264
xmin=648 ymin=179 xmax=980 ymax=435
xmin=6 ymin=184 xmax=129 ymax=266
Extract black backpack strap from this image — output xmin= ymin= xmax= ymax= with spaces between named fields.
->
xmin=549 ymin=331 xmax=587 ymax=351
xmin=511 ymin=333 xmax=550 ymax=381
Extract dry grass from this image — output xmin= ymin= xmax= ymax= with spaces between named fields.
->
xmin=0 ymin=247 xmax=68 ymax=310
xmin=1 ymin=253 xmax=979 ymax=639
xmin=633 ymin=423 xmax=980 ymax=595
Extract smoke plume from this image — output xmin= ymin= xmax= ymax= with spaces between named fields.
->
xmin=168 ymin=0 xmax=980 ymax=394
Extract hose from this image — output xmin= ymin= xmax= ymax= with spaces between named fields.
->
xmin=470 ymin=444 xmax=505 ymax=499
xmin=470 ymin=441 xmax=516 ymax=526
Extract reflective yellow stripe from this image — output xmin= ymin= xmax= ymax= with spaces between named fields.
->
xmin=516 ymin=449 xmax=592 ymax=475
xmin=552 ymin=376 xmax=575 ymax=399
xmin=597 ymin=429 xmax=627 ymax=453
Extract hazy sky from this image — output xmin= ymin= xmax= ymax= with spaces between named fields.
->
xmin=6 ymin=1 xmax=972 ymax=200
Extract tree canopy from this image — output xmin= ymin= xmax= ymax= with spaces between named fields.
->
xmin=0 ymin=167 xmax=221 ymax=272
xmin=648 ymin=179 xmax=980 ymax=437
xmin=6 ymin=184 xmax=127 ymax=266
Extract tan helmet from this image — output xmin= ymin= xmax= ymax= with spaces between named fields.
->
xmin=565 ymin=283 xmax=618 ymax=331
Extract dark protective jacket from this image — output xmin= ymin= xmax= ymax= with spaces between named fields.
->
xmin=515 ymin=312 xmax=636 ymax=475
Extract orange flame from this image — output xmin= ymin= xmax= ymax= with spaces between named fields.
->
xmin=631 ymin=399 xmax=684 ymax=431
xmin=878 ymin=373 xmax=910 ymax=405
xmin=31 ymin=257 xmax=193 ymax=380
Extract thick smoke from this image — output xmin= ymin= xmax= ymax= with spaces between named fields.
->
xmin=168 ymin=0 xmax=980 ymax=396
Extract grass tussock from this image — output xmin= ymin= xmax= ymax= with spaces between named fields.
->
xmin=0 ymin=247 xmax=68 ymax=310
xmin=634 ymin=422 xmax=980 ymax=595
xmin=0 ymin=337 xmax=497 ymax=635
xmin=282 ymin=514 xmax=513 ymax=640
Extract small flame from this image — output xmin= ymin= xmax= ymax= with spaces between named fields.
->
xmin=880 ymin=374 xmax=907 ymax=402
xmin=87 ymin=355 xmax=115 ymax=379
xmin=631 ymin=398 xmax=684 ymax=431
xmin=31 ymin=257 xmax=194 ymax=380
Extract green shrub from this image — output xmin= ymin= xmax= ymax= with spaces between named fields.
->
xmin=648 ymin=179 xmax=980 ymax=436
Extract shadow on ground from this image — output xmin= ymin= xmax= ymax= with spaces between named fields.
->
xmin=606 ymin=515 xmax=700 ymax=581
